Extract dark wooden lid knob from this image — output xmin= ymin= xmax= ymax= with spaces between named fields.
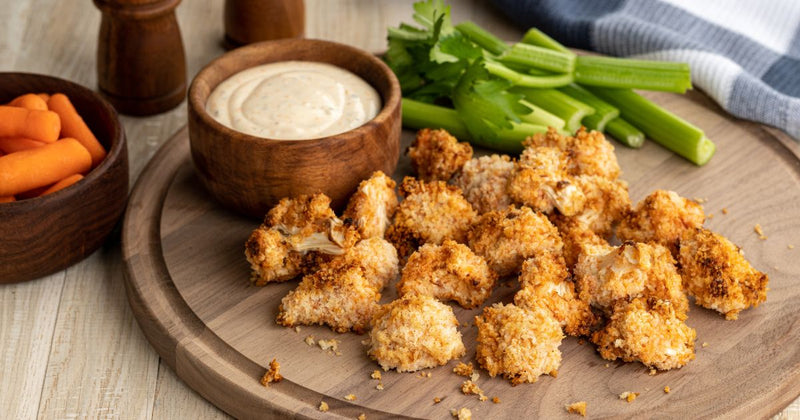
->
xmin=224 ymin=0 xmax=305 ymax=49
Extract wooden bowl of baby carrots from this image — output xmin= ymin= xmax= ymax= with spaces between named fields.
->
xmin=0 ymin=73 xmax=128 ymax=284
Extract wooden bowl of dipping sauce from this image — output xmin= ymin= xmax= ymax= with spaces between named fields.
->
xmin=0 ymin=73 xmax=129 ymax=284
xmin=188 ymin=38 xmax=401 ymax=218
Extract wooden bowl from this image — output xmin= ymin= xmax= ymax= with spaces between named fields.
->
xmin=0 ymin=73 xmax=129 ymax=284
xmin=188 ymin=38 xmax=401 ymax=218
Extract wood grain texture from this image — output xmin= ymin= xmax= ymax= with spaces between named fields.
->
xmin=2 ymin=0 xmax=799 ymax=419
xmin=123 ymin=82 xmax=800 ymax=418
xmin=0 ymin=73 xmax=129 ymax=284
xmin=188 ymin=38 xmax=401 ymax=217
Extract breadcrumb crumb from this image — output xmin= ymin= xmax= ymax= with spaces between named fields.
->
xmin=318 ymin=339 xmax=340 ymax=353
xmin=260 ymin=359 xmax=282 ymax=386
xmin=344 ymin=393 xmax=357 ymax=401
xmin=702 ymin=342 xmax=709 ymax=348
xmin=294 ymin=326 xmax=301 ymax=333
xmin=722 ymin=208 xmax=729 ymax=215
xmin=371 ymin=370 xmax=381 ymax=380
xmin=453 ymin=362 xmax=473 ymax=377
xmin=305 ymin=335 xmax=315 ymax=346
xmin=451 ymin=407 xmax=472 ymax=420
xmin=319 ymin=401 xmax=329 ymax=412
xmin=649 ymin=369 xmax=657 ymax=376
xmin=664 ymin=386 xmax=671 ymax=393
xmin=376 ymin=383 xmax=384 ymax=390
xmin=434 ymin=397 xmax=442 ymax=404
xmin=565 ymin=401 xmax=587 ymax=416
xmin=358 ymin=414 xmax=366 ymax=420
xmin=461 ymin=380 xmax=487 ymax=401
xmin=754 ymin=223 xmax=767 ymax=240
xmin=789 ymin=244 xmax=795 ymax=249
xmin=470 ymin=372 xmax=480 ymax=382
xmin=619 ymin=391 xmax=639 ymax=402
xmin=492 ymin=396 xmax=501 ymax=404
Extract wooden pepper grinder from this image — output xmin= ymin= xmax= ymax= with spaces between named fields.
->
xmin=94 ymin=0 xmax=186 ymax=116
xmin=224 ymin=0 xmax=305 ymax=48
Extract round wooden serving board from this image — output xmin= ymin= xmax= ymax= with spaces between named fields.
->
xmin=122 ymin=89 xmax=800 ymax=419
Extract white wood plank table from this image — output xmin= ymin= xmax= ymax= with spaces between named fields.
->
xmin=1 ymin=1 xmax=798 ymax=418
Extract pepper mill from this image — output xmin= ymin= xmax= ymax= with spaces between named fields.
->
xmin=94 ymin=0 xmax=186 ymax=116
xmin=224 ymin=0 xmax=305 ymax=48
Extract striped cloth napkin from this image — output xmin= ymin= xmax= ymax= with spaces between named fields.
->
xmin=491 ymin=0 xmax=800 ymax=139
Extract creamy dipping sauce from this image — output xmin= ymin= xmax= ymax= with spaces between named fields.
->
xmin=206 ymin=61 xmax=381 ymax=140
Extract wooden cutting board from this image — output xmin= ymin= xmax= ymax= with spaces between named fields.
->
xmin=122 ymin=89 xmax=800 ymax=419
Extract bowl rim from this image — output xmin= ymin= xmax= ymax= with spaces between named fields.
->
xmin=188 ymin=38 xmax=401 ymax=147
xmin=0 ymin=72 xmax=126 ymax=208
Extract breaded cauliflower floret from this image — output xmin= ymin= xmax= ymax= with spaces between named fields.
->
xmin=678 ymin=227 xmax=768 ymax=320
xmin=452 ymin=154 xmax=515 ymax=214
xmin=617 ymin=190 xmax=705 ymax=255
xmin=343 ymin=171 xmax=398 ymax=239
xmin=397 ymin=240 xmax=497 ymax=308
xmin=551 ymin=175 xmax=630 ymax=238
xmin=514 ymin=253 xmax=596 ymax=336
xmin=407 ymin=128 xmax=472 ymax=182
xmin=277 ymin=263 xmax=380 ymax=333
xmin=386 ymin=177 xmax=477 ymax=258
xmin=574 ymin=241 xmax=688 ymax=319
xmin=554 ymin=219 xmax=610 ymax=270
xmin=367 ymin=294 xmax=465 ymax=372
xmin=245 ymin=193 xmax=359 ymax=285
xmin=475 ymin=303 xmax=564 ymax=385
xmin=467 ymin=206 xmax=564 ymax=277
xmin=523 ymin=127 xmax=620 ymax=179
xmin=507 ymin=147 xmax=586 ymax=216
xmin=591 ymin=297 xmax=696 ymax=370
xmin=319 ymin=237 xmax=398 ymax=291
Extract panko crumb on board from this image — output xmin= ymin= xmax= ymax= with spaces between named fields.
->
xmin=259 ymin=358 xmax=282 ymax=387
xmin=565 ymin=401 xmax=587 ymax=416
xmin=367 ymin=294 xmax=465 ymax=372
xmin=514 ymin=252 xmax=596 ymax=336
xmin=461 ymin=380 xmax=487 ymax=401
xmin=342 ymin=171 xmax=398 ymax=239
xmin=396 ymin=240 xmax=497 ymax=308
xmin=678 ymin=227 xmax=768 ymax=320
xmin=451 ymin=407 xmax=472 ymax=420
xmin=467 ymin=205 xmax=564 ymax=277
xmin=318 ymin=401 xmax=329 ymax=412
xmin=475 ymin=303 xmax=564 ymax=385
xmin=358 ymin=414 xmax=366 ymax=420
xmin=453 ymin=154 xmax=515 ymax=214
xmin=664 ymin=386 xmax=671 ymax=393
xmin=344 ymin=393 xmax=357 ymax=401
xmin=619 ymin=391 xmax=640 ymax=403
xmin=386 ymin=177 xmax=477 ymax=258
xmin=453 ymin=362 xmax=473 ymax=377
xmin=407 ymin=128 xmax=472 ymax=182
xmin=754 ymin=223 xmax=767 ymax=240
xmin=592 ymin=298 xmax=696 ymax=371
xmin=370 ymin=370 xmax=381 ymax=380
xmin=616 ymin=189 xmax=705 ymax=255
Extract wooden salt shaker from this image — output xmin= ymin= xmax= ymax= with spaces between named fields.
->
xmin=224 ymin=0 xmax=305 ymax=48
xmin=94 ymin=0 xmax=186 ymax=116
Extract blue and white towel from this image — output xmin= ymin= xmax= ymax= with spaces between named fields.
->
xmin=492 ymin=0 xmax=800 ymax=139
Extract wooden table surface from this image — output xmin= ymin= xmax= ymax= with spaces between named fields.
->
xmin=1 ymin=1 xmax=798 ymax=419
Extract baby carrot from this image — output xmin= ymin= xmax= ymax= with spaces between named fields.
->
xmin=0 ymin=137 xmax=46 ymax=154
xmin=8 ymin=93 xmax=48 ymax=111
xmin=0 ymin=196 xmax=15 ymax=203
xmin=40 ymin=174 xmax=84 ymax=196
xmin=47 ymin=94 xmax=106 ymax=167
xmin=0 ymin=138 xmax=91 ymax=196
xmin=37 ymin=93 xmax=50 ymax=102
xmin=0 ymin=106 xmax=61 ymax=143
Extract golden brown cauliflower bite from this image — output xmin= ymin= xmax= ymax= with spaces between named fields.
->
xmin=397 ymin=240 xmax=497 ymax=308
xmin=617 ymin=190 xmax=705 ymax=255
xmin=245 ymin=193 xmax=359 ymax=286
xmin=276 ymin=262 xmax=380 ymax=333
xmin=554 ymin=218 xmax=610 ymax=270
xmin=407 ymin=128 xmax=473 ymax=182
xmin=386 ymin=177 xmax=477 ymax=258
xmin=452 ymin=154 xmax=515 ymax=214
xmin=467 ymin=205 xmax=564 ymax=277
xmin=678 ymin=227 xmax=768 ymax=320
xmin=550 ymin=175 xmax=630 ymax=240
xmin=591 ymin=297 xmax=696 ymax=371
xmin=475 ymin=303 xmax=564 ymax=385
xmin=332 ymin=237 xmax=399 ymax=291
xmin=514 ymin=253 xmax=596 ymax=336
xmin=343 ymin=171 xmax=398 ymax=239
xmin=367 ymin=294 xmax=466 ymax=372
xmin=507 ymin=147 xmax=587 ymax=216
xmin=523 ymin=127 xmax=620 ymax=180
xmin=574 ymin=241 xmax=688 ymax=319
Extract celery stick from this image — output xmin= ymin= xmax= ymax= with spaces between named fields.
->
xmin=586 ymin=87 xmax=715 ymax=164
xmin=402 ymin=98 xmax=546 ymax=153
xmin=605 ymin=117 xmax=645 ymax=148
xmin=520 ymin=28 xmax=573 ymax=55
xmin=512 ymin=87 xmax=594 ymax=132
xmin=500 ymin=43 xmax=576 ymax=74
xmin=484 ymin=60 xmax=573 ymax=88
xmin=558 ymin=84 xmax=619 ymax=131
xmin=519 ymin=100 xmax=566 ymax=129
xmin=575 ymin=56 xmax=692 ymax=93
xmin=455 ymin=21 xmax=509 ymax=55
